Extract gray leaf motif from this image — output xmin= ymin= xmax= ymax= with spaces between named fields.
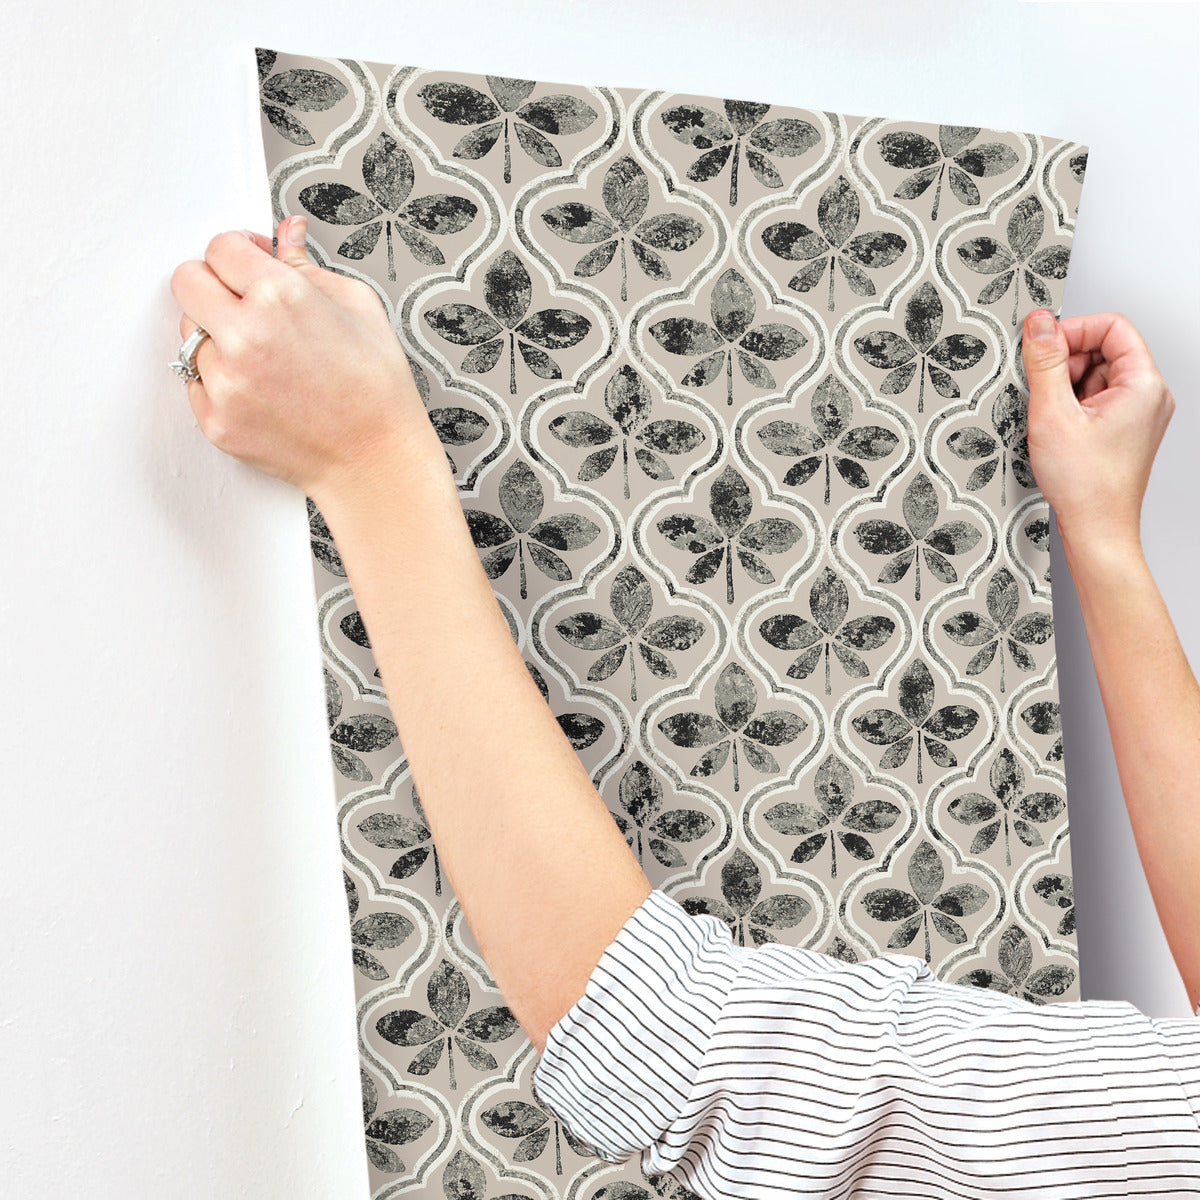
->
xmin=851 ymin=658 xmax=980 ymax=785
xmin=424 ymin=250 xmax=592 ymax=395
xmin=547 ymin=363 xmax=705 ymax=500
xmin=1020 ymin=698 xmax=1063 ymax=764
xmin=357 ymin=782 xmax=443 ymax=898
xmin=877 ymin=124 xmax=1019 ymax=221
xmin=554 ymin=563 xmax=705 ymax=702
xmin=860 ymin=839 xmax=991 ymax=962
xmin=648 ymin=266 xmax=809 ymax=406
xmin=955 ymin=194 xmax=1072 ymax=326
xmin=852 ymin=472 xmax=982 ymax=600
xmin=416 ymin=75 xmax=599 ymax=184
xmin=758 ymin=564 xmax=897 ymax=695
xmin=955 ymin=923 xmax=1076 ymax=1004
xmin=657 ymin=662 xmax=807 ymax=793
xmin=660 ymin=99 xmax=821 ymax=207
xmin=541 ymin=155 xmax=705 ymax=301
xmin=853 ymin=282 xmax=987 ymax=413
xmin=760 ymin=175 xmax=907 ymax=311
xmin=257 ymin=50 xmax=349 ymax=146
xmin=298 ymin=132 xmax=478 ymax=280
xmin=323 ymin=667 xmax=398 ymax=783
xmin=462 ymin=460 xmax=600 ymax=600
xmin=609 ymin=759 xmax=716 ymax=869
xmin=656 ymin=463 xmax=805 ymax=604
xmin=947 ymin=746 xmax=1066 ymax=867
xmin=375 ymin=959 xmax=521 ymax=1090
xmin=358 ymin=1065 xmax=432 ymax=1176
xmin=1033 ymin=870 xmax=1075 ymax=937
xmin=757 ymin=374 xmax=900 ymax=504
xmin=941 ymin=566 xmax=1055 ymax=693
xmin=678 ymin=847 xmax=812 ymax=947
xmin=764 ymin=752 xmax=902 ymax=879
xmin=946 ymin=381 xmax=1036 ymax=504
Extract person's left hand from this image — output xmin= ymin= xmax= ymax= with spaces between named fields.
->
xmin=169 ymin=215 xmax=433 ymax=504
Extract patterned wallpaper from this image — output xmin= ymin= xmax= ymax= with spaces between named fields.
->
xmin=255 ymin=47 xmax=1087 ymax=1198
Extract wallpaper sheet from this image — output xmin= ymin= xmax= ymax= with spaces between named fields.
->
xmin=255 ymin=46 xmax=1088 ymax=1198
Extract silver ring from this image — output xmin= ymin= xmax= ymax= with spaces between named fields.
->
xmin=168 ymin=326 xmax=211 ymax=383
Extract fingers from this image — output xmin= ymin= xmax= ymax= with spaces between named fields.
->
xmin=1057 ymin=312 xmax=1157 ymax=383
xmin=273 ymin=214 xmax=312 ymax=268
xmin=1021 ymin=310 xmax=1075 ymax=414
xmin=170 ymin=258 xmax=239 ymax=340
xmin=202 ymin=226 xmax=293 ymax=297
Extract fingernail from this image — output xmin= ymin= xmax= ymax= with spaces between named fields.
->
xmin=1028 ymin=310 xmax=1057 ymax=341
xmin=287 ymin=216 xmax=308 ymax=246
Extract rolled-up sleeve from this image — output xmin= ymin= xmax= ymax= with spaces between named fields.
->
xmin=530 ymin=886 xmax=749 ymax=1166
xmin=530 ymin=887 xmax=1200 ymax=1195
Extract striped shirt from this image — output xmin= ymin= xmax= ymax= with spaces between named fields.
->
xmin=531 ymin=887 xmax=1200 ymax=1197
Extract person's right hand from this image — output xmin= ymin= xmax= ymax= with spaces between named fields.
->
xmin=1020 ymin=308 xmax=1175 ymax=552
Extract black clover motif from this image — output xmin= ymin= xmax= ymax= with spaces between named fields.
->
xmin=540 ymin=155 xmax=705 ymax=301
xmin=424 ymin=250 xmax=592 ymax=394
xmin=1020 ymin=698 xmax=1063 ymax=764
xmin=658 ymin=662 xmax=807 ymax=792
xmin=257 ymin=49 xmax=348 ymax=146
xmin=402 ymin=355 xmax=490 ymax=478
xmin=877 ymin=125 xmax=1019 ymax=221
xmin=648 ymin=266 xmax=808 ymax=406
xmin=764 ymin=753 xmax=902 ymax=878
xmin=851 ymin=659 xmax=979 ymax=785
xmin=942 ymin=566 xmax=1055 ymax=693
xmin=947 ymin=747 xmax=1066 ymax=867
xmin=761 ymin=175 xmax=907 ymax=310
xmin=358 ymin=1067 xmax=432 ymax=1175
xmin=375 ymin=962 xmax=521 ymax=1088
xmin=946 ymin=381 xmax=1034 ymax=504
xmin=853 ymin=282 xmax=987 ymax=413
xmin=463 ymin=460 xmax=601 ymax=600
xmin=956 ymin=194 xmax=1072 ymax=326
xmin=656 ymin=464 xmax=805 ymax=604
xmin=1024 ymin=507 xmax=1052 ymax=586
xmin=852 ymin=472 xmax=982 ymax=600
xmin=660 ymin=100 xmax=821 ymax=207
xmin=678 ymin=847 xmax=812 ymax=947
xmin=861 ymin=839 xmax=990 ymax=962
xmin=324 ymin=668 xmax=398 ymax=782
xmin=299 ymin=132 xmax=478 ymax=280
xmin=416 ymin=75 xmax=599 ymax=183
xmin=955 ymin=923 xmax=1075 ymax=1004
xmin=547 ymin=363 xmax=705 ymax=499
xmin=1033 ymin=871 xmax=1075 ymax=936
xmin=357 ymin=783 xmax=446 ymax=896
xmin=555 ymin=564 xmax=705 ymax=702
xmin=758 ymin=565 xmax=896 ymax=695
xmin=611 ymin=759 xmax=716 ymax=869
xmin=757 ymin=374 xmax=899 ymax=505
xmin=343 ymin=874 xmax=416 ymax=982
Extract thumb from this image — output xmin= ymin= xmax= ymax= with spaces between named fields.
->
xmin=1021 ymin=309 xmax=1074 ymax=411
xmin=274 ymin=214 xmax=313 ymax=268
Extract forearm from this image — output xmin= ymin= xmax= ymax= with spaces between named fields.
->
xmin=1061 ymin=528 xmax=1200 ymax=1009
xmin=315 ymin=428 xmax=651 ymax=1056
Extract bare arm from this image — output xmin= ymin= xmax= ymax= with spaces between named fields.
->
xmin=1023 ymin=308 xmax=1198 ymax=1009
xmin=318 ymin=438 xmax=652 ymax=1054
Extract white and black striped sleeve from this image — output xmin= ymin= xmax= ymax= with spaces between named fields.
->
xmin=530 ymin=886 xmax=1200 ymax=1197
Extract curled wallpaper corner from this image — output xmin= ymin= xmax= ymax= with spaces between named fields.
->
xmin=254 ymin=46 xmax=1088 ymax=1197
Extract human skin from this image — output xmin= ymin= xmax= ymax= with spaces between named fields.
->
xmin=169 ymin=215 xmax=1196 ymax=1044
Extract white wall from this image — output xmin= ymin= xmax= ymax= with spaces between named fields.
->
xmin=2 ymin=2 xmax=1196 ymax=1195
